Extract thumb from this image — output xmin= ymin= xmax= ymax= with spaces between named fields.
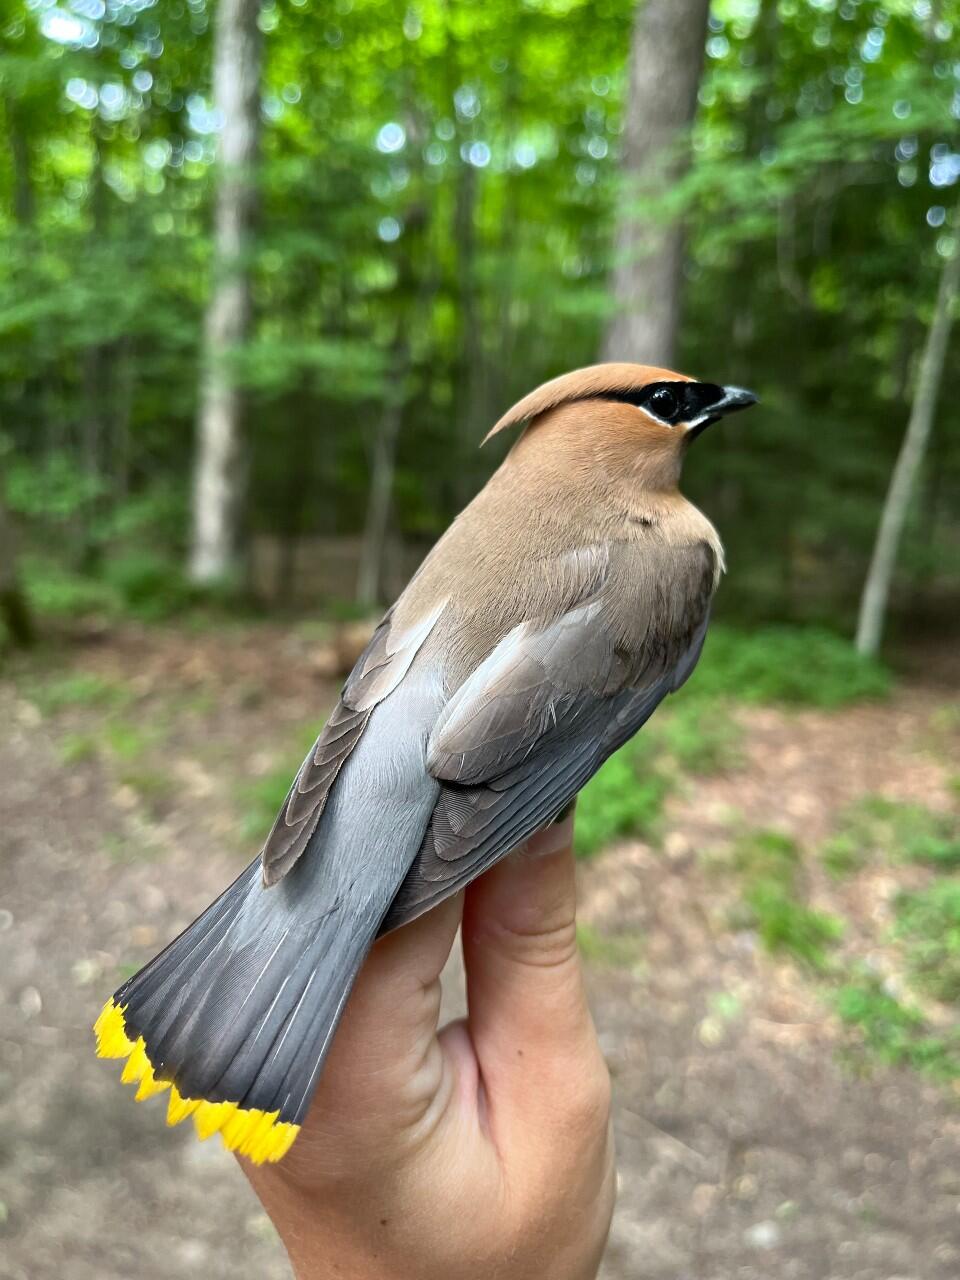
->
xmin=460 ymin=812 xmax=605 ymax=1129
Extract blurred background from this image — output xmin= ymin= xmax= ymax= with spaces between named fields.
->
xmin=1 ymin=0 xmax=960 ymax=1276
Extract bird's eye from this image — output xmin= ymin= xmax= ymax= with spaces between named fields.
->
xmin=646 ymin=386 xmax=679 ymax=421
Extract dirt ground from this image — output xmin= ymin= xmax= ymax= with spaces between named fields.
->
xmin=1 ymin=623 xmax=958 ymax=1280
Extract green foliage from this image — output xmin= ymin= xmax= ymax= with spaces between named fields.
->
xmin=732 ymin=830 xmax=843 ymax=970
xmin=238 ymin=766 xmax=294 ymax=843
xmin=822 ymin=797 xmax=960 ymax=875
xmin=117 ymin=765 xmax=173 ymax=815
xmin=58 ymin=732 xmax=98 ymax=764
xmin=895 ymin=880 xmax=960 ymax=1005
xmin=821 ymin=831 xmax=866 ymax=879
xmin=236 ymin=723 xmax=323 ymax=842
xmin=651 ymin=697 xmax=743 ymax=774
xmin=25 ymin=671 xmax=130 ymax=715
xmin=574 ymin=740 xmax=671 ymax=859
xmin=692 ymin=627 xmax=892 ymax=708
xmin=834 ymin=976 xmax=960 ymax=1082
xmin=6 ymin=452 xmax=105 ymax=523
xmin=103 ymin=720 xmax=152 ymax=762
xmin=744 ymin=879 xmax=844 ymax=970
xmin=22 ymin=558 xmax=118 ymax=619
xmin=101 ymin=552 xmax=195 ymax=620
xmin=1 ymin=0 xmax=957 ymax=631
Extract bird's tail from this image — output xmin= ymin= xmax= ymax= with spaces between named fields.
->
xmin=94 ymin=855 xmax=380 ymax=1164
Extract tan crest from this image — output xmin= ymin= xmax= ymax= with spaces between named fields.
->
xmin=483 ymin=362 xmax=694 ymax=444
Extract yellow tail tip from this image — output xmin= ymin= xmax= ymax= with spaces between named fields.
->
xmin=93 ymin=997 xmax=300 ymax=1163
xmin=94 ymin=998 xmax=136 ymax=1059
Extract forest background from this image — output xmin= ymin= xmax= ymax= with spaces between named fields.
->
xmin=3 ymin=3 xmax=960 ymax=1276
xmin=1 ymin=0 xmax=958 ymax=646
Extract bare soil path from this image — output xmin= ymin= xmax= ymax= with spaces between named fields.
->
xmin=1 ymin=625 xmax=958 ymax=1279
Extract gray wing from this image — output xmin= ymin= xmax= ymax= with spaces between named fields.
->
xmin=379 ymin=541 xmax=714 ymax=933
xmin=261 ymin=600 xmax=445 ymax=885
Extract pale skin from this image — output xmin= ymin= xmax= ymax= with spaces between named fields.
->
xmin=240 ymin=813 xmax=617 ymax=1280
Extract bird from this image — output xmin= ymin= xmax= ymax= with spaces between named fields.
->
xmin=94 ymin=362 xmax=757 ymax=1163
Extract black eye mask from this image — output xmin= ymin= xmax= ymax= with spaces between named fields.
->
xmin=583 ymin=381 xmax=727 ymax=425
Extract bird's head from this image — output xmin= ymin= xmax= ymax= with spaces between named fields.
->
xmin=486 ymin=362 xmax=757 ymax=488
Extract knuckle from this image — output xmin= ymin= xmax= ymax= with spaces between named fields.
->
xmin=563 ymin=1057 xmax=612 ymax=1134
xmin=494 ymin=917 xmax=580 ymax=969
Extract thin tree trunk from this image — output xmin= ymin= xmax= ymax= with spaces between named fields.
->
xmin=454 ymin=158 xmax=485 ymax=505
xmin=5 ymin=96 xmax=35 ymax=227
xmin=112 ymin=337 xmax=135 ymax=501
xmin=188 ymin=0 xmax=263 ymax=585
xmin=355 ymin=364 xmax=407 ymax=610
xmin=76 ymin=116 xmax=112 ymax=576
xmin=356 ymin=197 xmax=434 ymax=610
xmin=855 ymin=240 xmax=960 ymax=656
xmin=603 ymin=0 xmax=711 ymax=366
xmin=0 ymin=497 xmax=35 ymax=648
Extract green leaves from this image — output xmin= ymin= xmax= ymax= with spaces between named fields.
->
xmin=690 ymin=625 xmax=891 ymax=707
xmin=1 ymin=0 xmax=958 ymax=628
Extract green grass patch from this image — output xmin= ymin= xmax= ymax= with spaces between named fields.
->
xmin=58 ymin=732 xmax=98 ymax=764
xmin=21 ymin=556 xmax=118 ymax=619
xmin=925 ymin=703 xmax=960 ymax=765
xmin=834 ymin=975 xmax=960 ymax=1081
xmin=236 ymin=724 xmax=321 ymax=842
xmin=894 ymin=879 xmax=960 ymax=1005
xmin=691 ymin=625 xmax=891 ymax=708
xmin=20 ymin=548 xmax=255 ymax=628
xmin=820 ymin=831 xmax=866 ymax=878
xmin=104 ymin=720 xmax=153 ymax=762
xmin=575 ymin=739 xmax=671 ymax=859
xmin=117 ymin=767 xmax=173 ymax=814
xmin=26 ymin=671 xmax=132 ymax=715
xmin=731 ymin=830 xmax=843 ymax=970
xmin=100 ymin=832 xmax=162 ymax=863
xmin=650 ymin=697 xmax=743 ymax=775
xmin=821 ymin=796 xmax=960 ymax=876
xmin=239 ymin=767 xmax=295 ymax=842
xmin=100 ymin=551 xmax=196 ymax=621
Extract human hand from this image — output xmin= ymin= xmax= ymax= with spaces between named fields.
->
xmin=240 ymin=813 xmax=616 ymax=1280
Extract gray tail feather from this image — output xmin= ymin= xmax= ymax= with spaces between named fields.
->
xmin=112 ymin=855 xmax=381 ymax=1126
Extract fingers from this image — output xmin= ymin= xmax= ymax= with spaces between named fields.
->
xmin=285 ymin=890 xmax=464 ymax=1169
xmin=460 ymin=814 xmax=606 ymax=1132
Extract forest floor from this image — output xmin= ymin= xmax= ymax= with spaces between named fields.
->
xmin=1 ymin=620 xmax=959 ymax=1280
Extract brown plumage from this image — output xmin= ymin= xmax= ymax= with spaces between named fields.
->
xmin=97 ymin=362 xmax=756 ymax=1160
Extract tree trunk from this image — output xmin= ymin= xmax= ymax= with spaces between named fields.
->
xmin=855 ymin=240 xmax=960 ymax=657
xmin=0 ymin=498 xmax=35 ymax=648
xmin=603 ymin=0 xmax=711 ymax=367
xmin=5 ymin=96 xmax=35 ymax=228
xmin=355 ymin=375 xmax=406 ymax=611
xmin=188 ymin=0 xmax=263 ymax=586
xmin=454 ymin=159 xmax=487 ymax=505
xmin=356 ymin=200 xmax=435 ymax=610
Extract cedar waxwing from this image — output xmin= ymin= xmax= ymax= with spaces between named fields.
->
xmin=95 ymin=363 xmax=757 ymax=1163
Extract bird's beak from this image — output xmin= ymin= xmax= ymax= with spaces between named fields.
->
xmin=716 ymin=385 xmax=759 ymax=414
xmin=685 ymin=385 xmax=758 ymax=442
